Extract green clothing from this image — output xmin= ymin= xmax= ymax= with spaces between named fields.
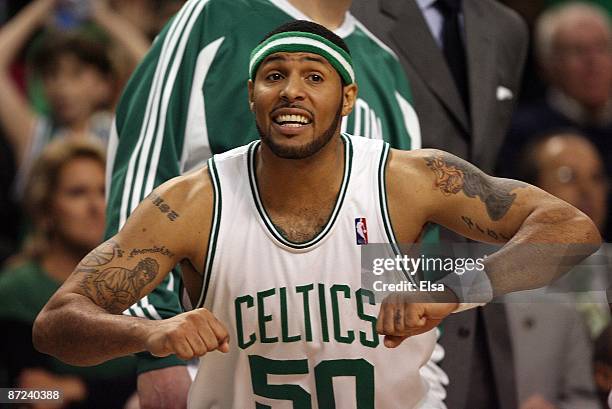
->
xmin=546 ymin=0 xmax=612 ymax=16
xmin=0 ymin=261 xmax=136 ymax=379
xmin=106 ymin=0 xmax=421 ymax=372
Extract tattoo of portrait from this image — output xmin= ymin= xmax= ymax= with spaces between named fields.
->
xmin=81 ymin=240 xmax=123 ymax=267
xmin=148 ymin=192 xmax=180 ymax=221
xmin=461 ymin=215 xmax=511 ymax=241
xmin=78 ymin=257 xmax=159 ymax=313
xmin=128 ymin=245 xmax=175 ymax=259
xmin=425 ymin=153 xmax=527 ymax=220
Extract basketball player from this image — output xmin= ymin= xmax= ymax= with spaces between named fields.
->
xmin=106 ymin=3 xmax=421 ymax=399
xmin=34 ymin=22 xmax=600 ymax=408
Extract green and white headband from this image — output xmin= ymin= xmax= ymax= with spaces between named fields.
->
xmin=249 ymin=31 xmax=355 ymax=85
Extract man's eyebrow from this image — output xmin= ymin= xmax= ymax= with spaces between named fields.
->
xmin=262 ymin=55 xmax=286 ymax=64
xmin=303 ymin=55 xmax=327 ymax=64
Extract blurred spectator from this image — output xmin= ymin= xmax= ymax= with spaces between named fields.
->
xmin=0 ymin=138 xmax=136 ymax=408
xmin=518 ymin=132 xmax=607 ymax=234
xmin=593 ymin=325 xmax=612 ymax=408
xmin=499 ymin=1 xmax=612 ymax=239
xmin=0 ymin=0 xmax=152 ymax=194
xmin=517 ymin=132 xmax=610 ymax=334
xmin=0 ymin=0 xmax=113 ymax=182
xmin=512 ymin=2 xmax=612 ymax=141
xmin=505 ymin=132 xmax=611 ymax=409
xmin=535 ymin=3 xmax=612 ymax=130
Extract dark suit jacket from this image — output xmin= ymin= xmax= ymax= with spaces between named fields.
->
xmin=351 ymin=1 xmax=528 ymax=408
xmin=351 ymin=0 xmax=528 ymax=173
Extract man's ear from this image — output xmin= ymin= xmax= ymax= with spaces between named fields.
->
xmin=341 ymin=83 xmax=358 ymax=116
xmin=248 ymin=79 xmax=255 ymax=112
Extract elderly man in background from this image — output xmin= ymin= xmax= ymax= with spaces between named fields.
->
xmin=500 ymin=1 xmax=612 ymax=237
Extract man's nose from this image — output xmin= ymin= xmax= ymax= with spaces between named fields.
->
xmin=280 ymin=74 xmax=306 ymax=101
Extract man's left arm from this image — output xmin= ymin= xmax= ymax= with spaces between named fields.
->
xmin=416 ymin=149 xmax=601 ymax=296
xmin=378 ymin=149 xmax=601 ymax=346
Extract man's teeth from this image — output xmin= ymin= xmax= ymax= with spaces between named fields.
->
xmin=274 ymin=114 xmax=311 ymax=125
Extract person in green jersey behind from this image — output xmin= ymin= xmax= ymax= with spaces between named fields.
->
xmin=106 ymin=0 xmax=421 ymax=407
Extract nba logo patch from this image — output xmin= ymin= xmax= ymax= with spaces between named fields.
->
xmin=355 ymin=218 xmax=368 ymax=245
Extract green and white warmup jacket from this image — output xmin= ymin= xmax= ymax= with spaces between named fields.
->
xmin=105 ymin=0 xmax=422 ymax=374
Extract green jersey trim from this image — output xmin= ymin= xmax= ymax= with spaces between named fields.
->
xmin=196 ymin=157 xmax=222 ymax=308
xmin=377 ymin=143 xmax=417 ymax=285
xmin=247 ymin=134 xmax=353 ymax=250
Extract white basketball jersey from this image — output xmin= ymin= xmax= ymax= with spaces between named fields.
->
xmin=188 ymin=134 xmax=436 ymax=409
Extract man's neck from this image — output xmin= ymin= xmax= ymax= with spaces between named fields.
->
xmin=256 ymin=135 xmax=345 ymax=212
xmin=287 ymin=0 xmax=350 ymax=30
xmin=41 ymin=240 xmax=88 ymax=283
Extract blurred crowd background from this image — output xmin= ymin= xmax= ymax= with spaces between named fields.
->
xmin=0 ymin=0 xmax=610 ymax=408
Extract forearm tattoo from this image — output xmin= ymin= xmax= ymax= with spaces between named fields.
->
xmin=425 ymin=153 xmax=527 ymax=221
xmin=76 ymin=240 xmax=171 ymax=313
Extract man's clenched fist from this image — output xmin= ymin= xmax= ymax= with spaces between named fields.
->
xmin=376 ymin=290 xmax=458 ymax=348
xmin=144 ymin=308 xmax=230 ymax=360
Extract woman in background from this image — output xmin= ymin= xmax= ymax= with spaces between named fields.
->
xmin=0 ymin=138 xmax=137 ymax=408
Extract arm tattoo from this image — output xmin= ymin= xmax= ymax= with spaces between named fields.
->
xmin=81 ymin=240 xmax=123 ymax=267
xmin=148 ymin=192 xmax=180 ymax=221
xmin=78 ymin=258 xmax=159 ymax=313
xmin=77 ymin=242 xmax=161 ymax=313
xmin=425 ymin=153 xmax=527 ymax=220
xmin=461 ymin=215 xmax=511 ymax=241
xmin=128 ymin=245 xmax=175 ymax=259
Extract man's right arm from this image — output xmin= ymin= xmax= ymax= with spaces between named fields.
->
xmin=105 ymin=3 xmax=219 ymax=406
xmin=33 ymin=170 xmax=228 ymax=366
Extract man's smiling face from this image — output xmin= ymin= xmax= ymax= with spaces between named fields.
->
xmin=249 ymin=51 xmax=356 ymax=159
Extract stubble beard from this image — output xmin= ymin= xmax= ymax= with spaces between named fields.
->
xmin=257 ymin=102 xmax=343 ymax=160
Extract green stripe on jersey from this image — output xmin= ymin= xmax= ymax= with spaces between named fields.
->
xmin=196 ymin=158 xmax=222 ymax=308
xmin=377 ymin=143 xmax=417 ymax=285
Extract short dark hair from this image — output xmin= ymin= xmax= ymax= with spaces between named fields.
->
xmin=260 ymin=20 xmax=351 ymax=56
xmin=31 ymin=30 xmax=113 ymax=79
